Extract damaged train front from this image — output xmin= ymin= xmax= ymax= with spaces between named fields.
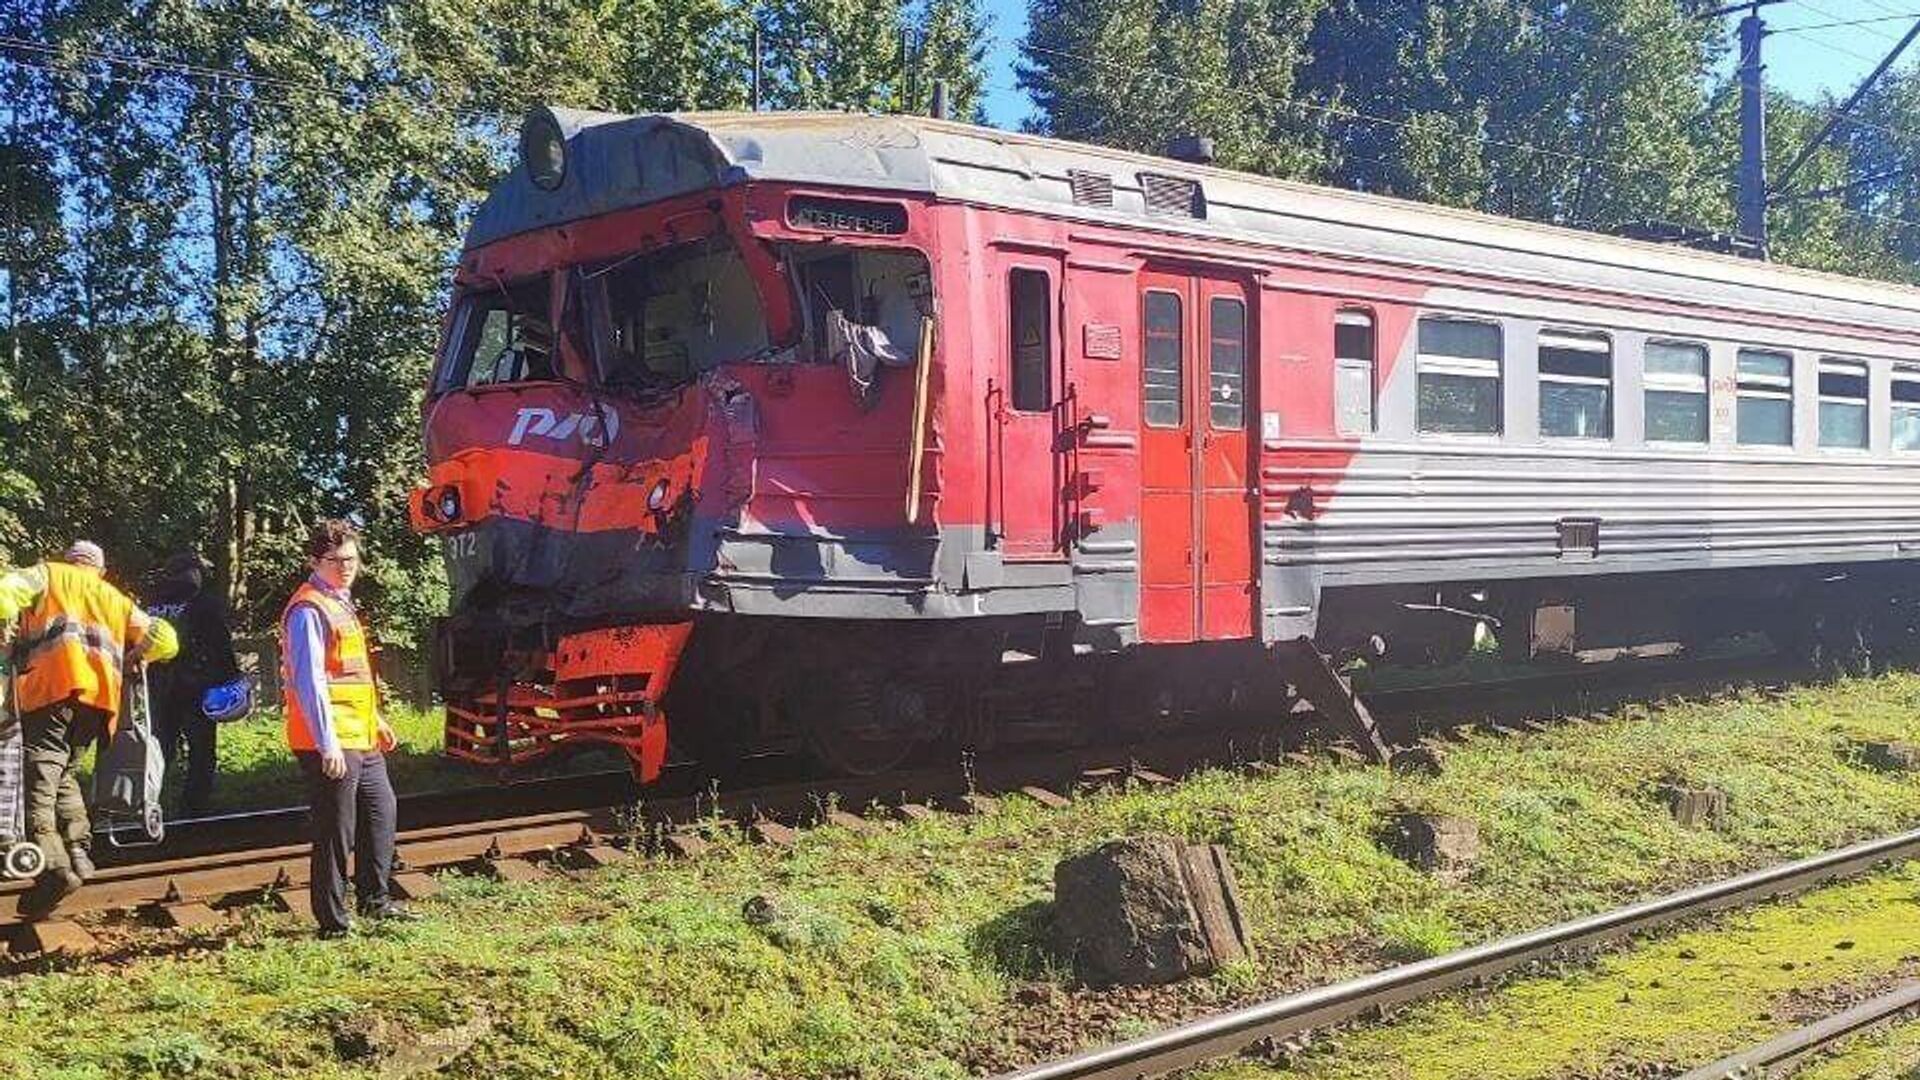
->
xmin=407 ymin=121 xmax=777 ymax=781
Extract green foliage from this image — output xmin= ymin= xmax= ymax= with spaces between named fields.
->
xmin=0 ymin=0 xmax=987 ymax=644
xmin=1022 ymin=0 xmax=1920 ymax=277
xmin=1020 ymin=0 xmax=1327 ymax=177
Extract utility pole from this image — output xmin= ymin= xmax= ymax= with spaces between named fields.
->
xmin=899 ymin=28 xmax=917 ymax=114
xmin=1737 ymin=9 xmax=1767 ymax=251
xmin=751 ymin=23 xmax=764 ymax=112
xmin=1704 ymin=0 xmax=1790 ymax=257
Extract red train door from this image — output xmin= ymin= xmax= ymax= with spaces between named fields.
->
xmin=990 ymin=249 xmax=1067 ymax=559
xmin=1138 ymin=270 xmax=1256 ymax=643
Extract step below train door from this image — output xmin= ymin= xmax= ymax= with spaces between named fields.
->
xmin=1138 ymin=268 xmax=1256 ymax=643
xmin=988 ymin=246 xmax=1069 ymax=561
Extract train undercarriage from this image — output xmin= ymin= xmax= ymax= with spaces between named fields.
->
xmin=431 ymin=558 xmax=1920 ymax=781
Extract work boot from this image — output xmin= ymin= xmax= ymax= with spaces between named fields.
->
xmin=360 ymin=902 xmax=421 ymax=923
xmin=18 ymin=867 xmax=82 ymax=921
xmin=67 ymin=845 xmax=95 ymax=882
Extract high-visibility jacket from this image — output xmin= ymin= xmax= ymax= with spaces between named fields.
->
xmin=280 ymin=581 xmax=379 ymax=752
xmin=10 ymin=561 xmax=170 ymax=729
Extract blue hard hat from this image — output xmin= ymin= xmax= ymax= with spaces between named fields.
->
xmin=200 ymin=678 xmax=254 ymax=723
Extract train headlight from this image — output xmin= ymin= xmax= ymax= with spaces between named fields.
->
xmin=520 ymin=107 xmax=567 ymax=192
xmin=646 ymin=479 xmax=672 ymax=511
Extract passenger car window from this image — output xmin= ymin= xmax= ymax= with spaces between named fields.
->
xmin=1736 ymin=349 xmax=1793 ymax=447
xmin=1334 ymin=309 xmax=1375 ymax=436
xmin=1894 ymin=364 xmax=1920 ymax=451
xmin=1010 ymin=269 xmax=1052 ymax=412
xmin=1208 ymin=297 xmax=1246 ymax=430
xmin=1538 ymin=330 xmax=1612 ymax=439
xmin=1817 ymin=357 xmax=1868 ymax=449
xmin=1416 ymin=317 xmax=1501 ymax=435
xmin=1143 ymin=291 xmax=1183 ymax=428
xmin=1645 ymin=341 xmax=1708 ymax=444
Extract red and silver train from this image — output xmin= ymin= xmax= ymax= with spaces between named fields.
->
xmin=412 ymin=105 xmax=1920 ymax=780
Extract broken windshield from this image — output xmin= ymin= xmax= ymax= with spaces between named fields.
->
xmin=439 ymin=275 xmax=555 ymax=391
xmin=582 ymin=235 xmax=772 ymax=393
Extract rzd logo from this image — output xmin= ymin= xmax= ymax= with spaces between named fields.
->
xmin=508 ymin=407 xmax=619 ymax=448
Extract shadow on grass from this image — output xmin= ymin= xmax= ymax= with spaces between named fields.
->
xmin=967 ymin=899 xmax=1061 ymax=980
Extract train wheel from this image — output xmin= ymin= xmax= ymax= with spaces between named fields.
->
xmin=797 ymin=670 xmax=925 ymax=777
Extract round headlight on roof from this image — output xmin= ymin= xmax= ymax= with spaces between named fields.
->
xmin=520 ymin=106 xmax=567 ymax=192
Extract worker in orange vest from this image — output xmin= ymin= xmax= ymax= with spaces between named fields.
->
xmin=281 ymin=519 xmax=413 ymax=937
xmin=0 ymin=541 xmax=179 ymax=917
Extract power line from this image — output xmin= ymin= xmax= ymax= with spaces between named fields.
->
xmin=1775 ymin=12 xmax=1920 ymax=34
xmin=1789 ymin=0 xmax=1910 ymax=42
xmin=1019 ymin=38 xmax=1920 ymax=238
xmin=1021 ymin=41 xmax=1713 ymax=191
xmin=15 ymin=14 xmax=1920 ymax=242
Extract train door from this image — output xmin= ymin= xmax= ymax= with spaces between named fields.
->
xmin=1138 ymin=270 xmax=1256 ymax=642
xmin=989 ymin=249 xmax=1067 ymax=559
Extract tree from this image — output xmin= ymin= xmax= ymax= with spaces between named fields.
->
xmin=1020 ymin=0 xmax=1327 ymax=177
xmin=1 ymin=0 xmax=990 ymax=640
xmin=914 ymin=0 xmax=990 ymax=120
xmin=1299 ymin=0 xmax=1724 ymax=225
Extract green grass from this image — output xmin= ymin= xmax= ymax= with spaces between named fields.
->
xmin=1194 ymin=863 xmax=1920 ymax=1080
xmin=9 ymin=670 xmax=1920 ymax=1078
xmin=167 ymin=705 xmax=458 ymax=813
xmin=156 ymin=705 xmax=629 ymax=814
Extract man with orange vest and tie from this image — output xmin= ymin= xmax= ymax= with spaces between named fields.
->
xmin=0 ymin=540 xmax=179 ymax=917
xmin=281 ymin=519 xmax=414 ymax=937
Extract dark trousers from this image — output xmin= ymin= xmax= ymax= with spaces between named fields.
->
xmin=296 ymin=749 xmax=397 ymax=932
xmin=20 ymin=702 xmax=106 ymax=874
xmin=153 ymin=692 xmax=217 ymax=814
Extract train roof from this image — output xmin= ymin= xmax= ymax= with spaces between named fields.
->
xmin=467 ymin=108 xmax=1920 ymax=335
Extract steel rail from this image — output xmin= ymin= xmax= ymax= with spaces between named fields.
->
xmin=99 ymin=767 xmax=641 ymax=863
xmin=0 ymin=650 xmax=1782 ymax=955
xmin=77 ymin=651 xmax=1772 ymax=871
xmin=1675 ymin=980 xmax=1920 ymax=1080
xmin=992 ymin=827 xmax=1920 ymax=1080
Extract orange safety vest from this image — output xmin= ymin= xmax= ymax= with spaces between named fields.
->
xmin=280 ymin=581 xmax=379 ymax=752
xmin=12 ymin=561 xmax=141 ymax=725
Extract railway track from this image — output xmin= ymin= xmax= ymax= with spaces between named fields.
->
xmin=989 ymin=828 xmax=1920 ymax=1080
xmin=1676 ymin=981 xmax=1920 ymax=1079
xmin=1 ymin=650 xmax=1784 ymax=958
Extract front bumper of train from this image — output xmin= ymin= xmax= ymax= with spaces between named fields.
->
xmin=411 ymin=441 xmax=708 ymax=781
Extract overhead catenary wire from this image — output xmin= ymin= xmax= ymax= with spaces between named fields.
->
xmin=1789 ymin=0 xmax=1911 ymax=43
xmin=10 ymin=19 xmax=1920 ymax=240
xmin=1018 ymin=39 xmax=1920 ymax=236
xmin=1775 ymin=11 xmax=1920 ymax=34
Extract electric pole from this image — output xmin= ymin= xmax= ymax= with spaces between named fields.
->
xmin=1737 ymin=8 xmax=1767 ymax=251
xmin=1702 ymin=1 xmax=1789 ymax=255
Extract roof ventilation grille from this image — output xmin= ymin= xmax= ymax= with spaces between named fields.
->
xmin=1140 ymin=173 xmax=1205 ymax=219
xmin=1068 ymin=169 xmax=1114 ymax=208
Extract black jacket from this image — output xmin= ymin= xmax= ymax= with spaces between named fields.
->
xmin=145 ymin=577 xmax=242 ymax=704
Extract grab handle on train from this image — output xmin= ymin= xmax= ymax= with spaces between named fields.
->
xmin=906 ymin=315 xmax=936 ymax=524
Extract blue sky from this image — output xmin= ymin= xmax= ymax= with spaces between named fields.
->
xmin=973 ymin=0 xmax=1920 ymax=130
